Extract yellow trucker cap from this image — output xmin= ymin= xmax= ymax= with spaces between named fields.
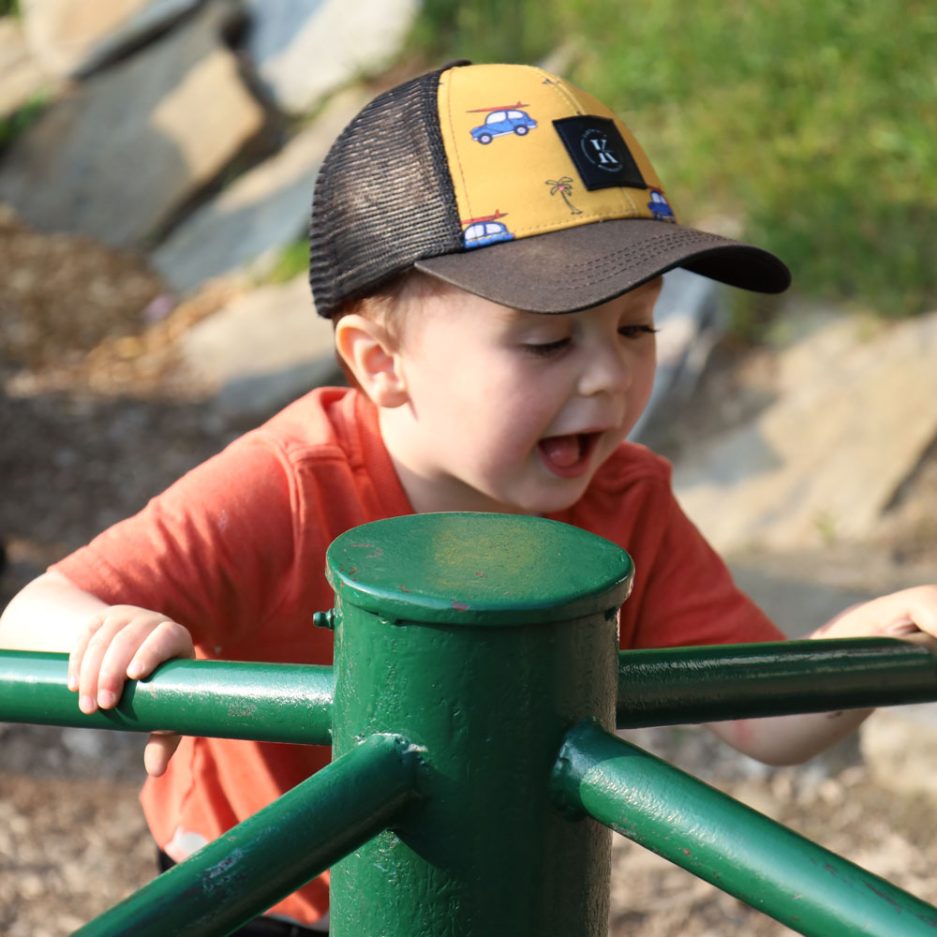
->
xmin=309 ymin=61 xmax=790 ymax=317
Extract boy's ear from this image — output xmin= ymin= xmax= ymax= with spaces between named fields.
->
xmin=334 ymin=314 xmax=409 ymax=408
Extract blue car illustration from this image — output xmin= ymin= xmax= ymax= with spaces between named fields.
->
xmin=471 ymin=109 xmax=537 ymax=145
xmin=648 ymin=188 xmax=675 ymax=221
xmin=463 ymin=220 xmax=515 ymax=249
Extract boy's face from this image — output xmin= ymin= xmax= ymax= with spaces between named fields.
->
xmin=377 ymin=277 xmax=661 ymax=515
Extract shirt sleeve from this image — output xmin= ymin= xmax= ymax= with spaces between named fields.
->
xmin=626 ymin=486 xmax=786 ymax=649
xmin=51 ymin=434 xmax=300 ymax=653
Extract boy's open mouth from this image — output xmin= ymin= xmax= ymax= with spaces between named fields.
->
xmin=537 ymin=432 xmax=601 ymax=477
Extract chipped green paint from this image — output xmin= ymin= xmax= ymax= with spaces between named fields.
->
xmin=553 ymin=721 xmax=937 ymax=937
xmin=5 ymin=512 xmax=937 ymax=937
xmin=0 ymin=652 xmax=334 ymax=745
xmin=327 ymin=513 xmax=632 ymax=937
xmin=73 ymin=733 xmax=421 ymax=937
xmin=616 ymin=638 xmax=937 ymax=728
xmin=325 ymin=512 xmax=634 ymax=625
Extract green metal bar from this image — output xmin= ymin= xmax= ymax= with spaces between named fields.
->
xmin=618 ymin=638 xmax=937 ymax=728
xmin=0 ymin=651 xmax=334 ymax=745
xmin=74 ymin=733 xmax=422 ymax=937
xmin=553 ymin=721 xmax=937 ymax=936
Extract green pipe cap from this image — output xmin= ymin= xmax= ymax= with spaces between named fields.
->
xmin=325 ymin=513 xmax=633 ymax=626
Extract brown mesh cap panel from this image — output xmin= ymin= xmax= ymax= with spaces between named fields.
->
xmin=309 ymin=67 xmax=465 ymax=318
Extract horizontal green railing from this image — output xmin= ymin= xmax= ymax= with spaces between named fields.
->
xmin=2 ymin=639 xmax=934 ymax=744
xmin=616 ymin=637 xmax=937 ymax=727
xmin=0 ymin=651 xmax=333 ymax=744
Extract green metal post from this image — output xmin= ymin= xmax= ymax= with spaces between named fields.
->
xmin=553 ymin=721 xmax=937 ymax=937
xmin=0 ymin=652 xmax=334 ymax=745
xmin=73 ymin=733 xmax=422 ymax=937
xmin=324 ymin=513 xmax=634 ymax=937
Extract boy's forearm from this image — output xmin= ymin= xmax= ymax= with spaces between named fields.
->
xmin=708 ymin=707 xmax=872 ymax=766
xmin=0 ymin=570 xmax=107 ymax=652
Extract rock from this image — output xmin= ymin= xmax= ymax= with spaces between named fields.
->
xmin=244 ymin=0 xmax=420 ymax=115
xmin=153 ymin=88 xmax=366 ymax=294
xmin=19 ymin=0 xmax=205 ymax=78
xmin=0 ymin=17 xmax=59 ymax=120
xmin=630 ymin=269 xmax=724 ymax=444
xmin=0 ymin=1 xmax=264 ymax=249
xmin=178 ymin=274 xmax=340 ymax=419
xmin=673 ymin=308 xmax=937 ymax=554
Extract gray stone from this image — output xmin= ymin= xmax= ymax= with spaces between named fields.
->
xmin=20 ymin=0 xmax=205 ymax=78
xmin=244 ymin=0 xmax=420 ymax=114
xmin=630 ymin=269 xmax=724 ymax=444
xmin=728 ymin=547 xmax=936 ymax=638
xmin=673 ymin=309 xmax=937 ymax=554
xmin=0 ymin=17 xmax=59 ymax=119
xmin=153 ymin=88 xmax=366 ymax=294
xmin=179 ymin=275 xmax=340 ymax=419
xmin=0 ymin=1 xmax=264 ymax=249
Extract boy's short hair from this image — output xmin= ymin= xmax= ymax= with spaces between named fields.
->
xmin=309 ymin=61 xmax=790 ymax=319
xmin=331 ymin=269 xmax=445 ymax=332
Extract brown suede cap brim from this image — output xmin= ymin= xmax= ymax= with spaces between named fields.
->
xmin=415 ymin=218 xmax=790 ymax=313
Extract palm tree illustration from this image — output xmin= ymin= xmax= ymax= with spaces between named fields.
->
xmin=546 ymin=176 xmax=583 ymax=214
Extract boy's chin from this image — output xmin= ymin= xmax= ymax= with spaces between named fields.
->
xmin=499 ymin=484 xmax=590 ymax=517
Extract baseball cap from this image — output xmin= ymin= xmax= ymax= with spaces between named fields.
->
xmin=309 ymin=61 xmax=790 ymax=318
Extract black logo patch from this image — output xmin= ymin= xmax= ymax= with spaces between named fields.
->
xmin=553 ymin=116 xmax=646 ymax=191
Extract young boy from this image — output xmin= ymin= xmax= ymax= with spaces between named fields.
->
xmin=2 ymin=61 xmax=936 ymax=935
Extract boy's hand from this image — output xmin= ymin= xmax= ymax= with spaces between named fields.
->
xmin=813 ymin=585 xmax=937 ymax=648
xmin=67 ymin=605 xmax=194 ymax=777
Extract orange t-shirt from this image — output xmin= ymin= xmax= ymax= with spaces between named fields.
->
xmin=53 ymin=386 xmax=783 ymax=926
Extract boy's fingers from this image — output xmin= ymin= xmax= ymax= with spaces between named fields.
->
xmin=77 ymin=613 xmax=134 ymax=713
xmin=126 ymin=620 xmax=194 ymax=680
xmin=144 ymin=732 xmax=182 ymax=777
xmin=67 ymin=612 xmax=105 ymax=692
xmin=95 ymin=615 xmax=170 ymax=708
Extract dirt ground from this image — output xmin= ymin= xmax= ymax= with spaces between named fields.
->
xmin=2 ymin=213 xmax=937 ymax=935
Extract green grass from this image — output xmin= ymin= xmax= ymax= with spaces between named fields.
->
xmin=411 ymin=0 xmax=936 ymax=319
xmin=265 ymin=238 xmax=309 ymax=285
xmin=0 ymin=92 xmax=49 ymax=151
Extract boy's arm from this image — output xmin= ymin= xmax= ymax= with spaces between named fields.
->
xmin=707 ymin=585 xmax=937 ymax=765
xmin=0 ymin=570 xmax=109 ymax=651
xmin=0 ymin=570 xmax=194 ymax=776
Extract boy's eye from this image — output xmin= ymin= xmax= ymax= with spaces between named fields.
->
xmin=619 ymin=324 xmax=659 ymax=340
xmin=523 ymin=338 xmax=570 ymax=358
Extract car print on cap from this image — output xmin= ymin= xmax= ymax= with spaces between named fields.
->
xmin=469 ymin=102 xmax=538 ymax=145
xmin=647 ymin=187 xmax=675 ymax=221
xmin=462 ymin=211 xmax=515 ymax=249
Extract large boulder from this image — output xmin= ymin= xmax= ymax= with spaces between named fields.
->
xmin=244 ymin=0 xmax=420 ymax=115
xmin=178 ymin=275 xmax=340 ymax=420
xmin=153 ymin=88 xmax=366 ymax=294
xmin=19 ymin=0 xmax=205 ymax=78
xmin=673 ymin=308 xmax=937 ymax=553
xmin=0 ymin=1 xmax=264 ymax=249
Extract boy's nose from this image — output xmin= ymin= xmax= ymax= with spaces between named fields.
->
xmin=578 ymin=340 xmax=633 ymax=397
